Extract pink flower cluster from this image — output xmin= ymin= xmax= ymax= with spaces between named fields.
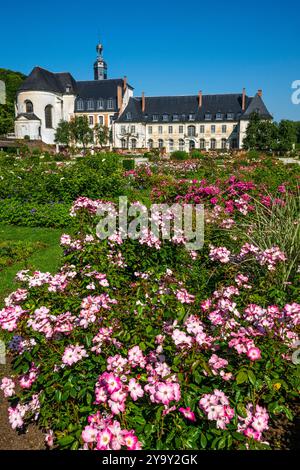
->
xmin=237 ymin=403 xmax=269 ymax=441
xmin=82 ymin=412 xmax=142 ymax=450
xmin=209 ymin=245 xmax=231 ymax=263
xmin=62 ymin=344 xmax=88 ymax=366
xmin=79 ymin=294 xmax=117 ymax=328
xmin=27 ymin=307 xmax=75 ymax=338
xmin=176 ymin=288 xmax=195 ymax=304
xmin=0 ymin=377 xmax=15 ymax=397
xmin=208 ymin=354 xmax=233 ymax=381
xmin=199 ymin=389 xmax=235 ymax=429
xmin=19 ymin=363 xmax=39 ymax=389
xmin=8 ymin=394 xmax=40 ymax=430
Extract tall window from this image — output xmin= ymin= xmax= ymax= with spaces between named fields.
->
xmin=87 ymin=100 xmax=94 ymax=110
xmin=89 ymin=116 xmax=94 ymax=126
xmin=222 ymin=125 xmax=227 ymax=133
xmin=221 ymin=138 xmax=227 ymax=149
xmin=158 ymin=126 xmax=163 ymax=134
xmin=45 ymin=105 xmax=53 ymax=129
xmin=179 ymin=139 xmax=185 ymax=151
xmin=179 ymin=125 xmax=184 ymax=134
xmin=200 ymin=125 xmax=205 ymax=134
xmin=158 ymin=139 xmax=164 ymax=149
xmin=25 ymin=100 xmax=33 ymax=113
xmin=189 ymin=140 xmax=195 ymax=150
xmin=210 ymin=138 xmax=216 ymax=150
xmin=98 ymin=116 xmax=104 ymax=125
xmin=169 ymin=139 xmax=174 ymax=152
xmin=187 ymin=125 xmax=196 ymax=137
xmin=121 ymin=125 xmax=126 ymax=135
xmin=131 ymin=138 xmax=137 ymax=150
xmin=121 ymin=138 xmax=126 ymax=149
xmin=199 ymin=138 xmax=205 ymax=149
xmin=131 ymin=125 xmax=136 ymax=134
xmin=211 ymin=125 xmax=216 ymax=133
xmin=107 ymin=98 xmax=114 ymax=109
xmin=148 ymin=126 xmax=152 ymax=134
xmin=231 ymin=138 xmax=238 ymax=149
xmin=77 ymin=99 xmax=84 ymax=111
xmin=148 ymin=139 xmax=153 ymax=149
xmin=168 ymin=126 xmax=173 ymax=134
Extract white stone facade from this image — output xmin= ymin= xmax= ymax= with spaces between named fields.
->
xmin=114 ymin=121 xmax=240 ymax=151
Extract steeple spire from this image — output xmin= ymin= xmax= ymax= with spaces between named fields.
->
xmin=94 ymin=40 xmax=107 ymax=80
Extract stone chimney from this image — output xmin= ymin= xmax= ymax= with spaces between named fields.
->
xmin=198 ymin=90 xmax=203 ymax=108
xmin=123 ymin=76 xmax=127 ymax=90
xmin=242 ymin=88 xmax=246 ymax=111
xmin=142 ymin=92 xmax=145 ymax=113
xmin=257 ymin=89 xmax=263 ymax=97
xmin=117 ymin=85 xmax=123 ymax=111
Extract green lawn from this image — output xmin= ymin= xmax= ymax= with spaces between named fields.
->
xmin=0 ymin=225 xmax=63 ymax=301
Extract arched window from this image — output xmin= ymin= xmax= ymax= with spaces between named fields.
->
xmin=121 ymin=138 xmax=126 ymax=149
xmin=210 ymin=138 xmax=216 ymax=150
xmin=131 ymin=138 xmax=137 ymax=150
xmin=189 ymin=140 xmax=195 ymax=150
xmin=158 ymin=139 xmax=164 ymax=149
xmin=148 ymin=139 xmax=153 ymax=149
xmin=25 ymin=100 xmax=33 ymax=113
xmin=45 ymin=105 xmax=53 ymax=129
xmin=179 ymin=139 xmax=185 ymax=151
xmin=199 ymin=138 xmax=206 ymax=149
xmin=169 ymin=139 xmax=174 ymax=152
xmin=221 ymin=138 xmax=227 ymax=149
xmin=187 ymin=125 xmax=196 ymax=137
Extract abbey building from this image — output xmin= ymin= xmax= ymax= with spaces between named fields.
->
xmin=15 ymin=42 xmax=272 ymax=150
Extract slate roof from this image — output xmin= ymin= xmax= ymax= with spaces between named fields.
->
xmin=16 ymin=113 xmax=40 ymax=121
xmin=19 ymin=67 xmax=77 ymax=94
xmin=117 ymin=93 xmax=272 ymax=123
xmin=241 ymin=94 xmax=272 ymax=120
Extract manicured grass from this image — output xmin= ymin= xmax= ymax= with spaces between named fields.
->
xmin=0 ymin=225 xmax=63 ymax=301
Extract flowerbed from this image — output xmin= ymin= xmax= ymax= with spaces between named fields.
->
xmin=0 ymin=187 xmax=299 ymax=450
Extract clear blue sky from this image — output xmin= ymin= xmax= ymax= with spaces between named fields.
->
xmin=1 ymin=0 xmax=299 ymax=121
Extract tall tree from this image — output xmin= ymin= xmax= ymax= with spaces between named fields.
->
xmin=54 ymin=120 xmax=71 ymax=146
xmin=94 ymin=124 xmax=109 ymax=148
xmin=69 ymin=116 xmax=93 ymax=148
xmin=0 ymin=68 xmax=26 ymax=135
xmin=243 ymin=112 xmax=278 ymax=151
xmin=277 ymin=120 xmax=297 ymax=152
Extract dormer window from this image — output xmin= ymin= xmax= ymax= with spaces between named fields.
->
xmin=77 ymin=99 xmax=84 ymax=111
xmin=97 ymin=99 xmax=104 ymax=109
xmin=216 ymin=112 xmax=223 ymax=120
xmin=189 ymin=114 xmax=195 ymax=121
xmin=162 ymin=114 xmax=169 ymax=122
xmin=205 ymin=113 xmax=212 ymax=121
xmin=152 ymin=114 xmax=159 ymax=122
xmin=107 ymin=98 xmax=114 ymax=109
xmin=126 ymin=112 xmax=132 ymax=120
xmin=65 ymin=85 xmax=71 ymax=93
xmin=87 ymin=99 xmax=94 ymax=110
xmin=227 ymin=112 xmax=234 ymax=120
xmin=173 ymin=114 xmax=179 ymax=122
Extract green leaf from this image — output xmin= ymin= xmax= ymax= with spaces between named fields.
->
xmin=247 ymin=370 xmax=256 ymax=386
xmin=236 ymin=371 xmax=248 ymax=384
xmin=57 ymin=435 xmax=75 ymax=447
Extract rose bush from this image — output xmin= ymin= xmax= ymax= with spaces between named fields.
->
xmin=0 ymin=187 xmax=299 ymax=450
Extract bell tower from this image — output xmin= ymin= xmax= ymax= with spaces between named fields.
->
xmin=94 ymin=41 xmax=107 ymax=80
